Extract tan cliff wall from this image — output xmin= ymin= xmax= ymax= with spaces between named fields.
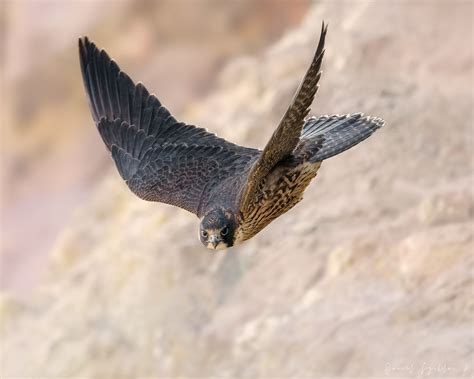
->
xmin=1 ymin=1 xmax=473 ymax=377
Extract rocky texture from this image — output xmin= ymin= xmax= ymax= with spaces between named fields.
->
xmin=1 ymin=1 xmax=473 ymax=377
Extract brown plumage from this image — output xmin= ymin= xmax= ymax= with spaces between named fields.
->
xmin=78 ymin=22 xmax=384 ymax=250
xmin=240 ymin=23 xmax=327 ymax=218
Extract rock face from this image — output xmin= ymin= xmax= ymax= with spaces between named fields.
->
xmin=1 ymin=1 xmax=473 ymax=377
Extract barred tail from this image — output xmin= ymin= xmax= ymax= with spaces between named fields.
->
xmin=301 ymin=113 xmax=384 ymax=162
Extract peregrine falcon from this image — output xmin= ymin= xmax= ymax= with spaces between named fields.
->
xmin=79 ymin=23 xmax=384 ymax=250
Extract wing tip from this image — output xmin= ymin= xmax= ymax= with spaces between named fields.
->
xmin=78 ymin=36 xmax=100 ymax=73
xmin=78 ymin=36 xmax=94 ymax=56
xmin=322 ymin=20 xmax=329 ymax=33
xmin=320 ymin=21 xmax=328 ymax=43
xmin=79 ymin=36 xmax=112 ymax=67
xmin=310 ymin=21 xmax=328 ymax=66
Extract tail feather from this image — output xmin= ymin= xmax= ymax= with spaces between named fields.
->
xmin=300 ymin=113 xmax=384 ymax=162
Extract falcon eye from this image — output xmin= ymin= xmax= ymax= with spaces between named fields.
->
xmin=201 ymin=230 xmax=208 ymax=238
xmin=220 ymin=227 xmax=229 ymax=236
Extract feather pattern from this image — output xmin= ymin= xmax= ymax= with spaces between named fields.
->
xmin=240 ymin=22 xmax=328 ymax=215
xmin=79 ymin=37 xmax=259 ymax=217
xmin=300 ymin=113 xmax=384 ymax=162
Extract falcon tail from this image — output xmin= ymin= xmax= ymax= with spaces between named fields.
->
xmin=299 ymin=113 xmax=384 ymax=162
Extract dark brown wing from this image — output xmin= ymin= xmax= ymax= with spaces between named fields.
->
xmin=240 ymin=22 xmax=328 ymax=214
xmin=79 ymin=37 xmax=259 ymax=216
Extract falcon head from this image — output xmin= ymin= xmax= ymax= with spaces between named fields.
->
xmin=199 ymin=208 xmax=237 ymax=250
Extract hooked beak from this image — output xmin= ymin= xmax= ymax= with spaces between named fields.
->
xmin=209 ymin=235 xmax=223 ymax=249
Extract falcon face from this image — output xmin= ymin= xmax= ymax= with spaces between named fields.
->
xmin=79 ymin=22 xmax=385 ymax=250
xmin=199 ymin=209 xmax=237 ymax=250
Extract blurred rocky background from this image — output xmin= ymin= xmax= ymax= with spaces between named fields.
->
xmin=1 ymin=0 xmax=473 ymax=377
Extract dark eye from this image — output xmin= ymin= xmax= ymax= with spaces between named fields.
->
xmin=220 ymin=227 xmax=229 ymax=236
xmin=201 ymin=230 xmax=208 ymax=238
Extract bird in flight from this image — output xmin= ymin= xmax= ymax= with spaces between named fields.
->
xmin=79 ymin=23 xmax=384 ymax=250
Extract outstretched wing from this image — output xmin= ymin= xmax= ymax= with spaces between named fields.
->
xmin=240 ymin=22 xmax=328 ymax=214
xmin=79 ymin=37 xmax=259 ymax=217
